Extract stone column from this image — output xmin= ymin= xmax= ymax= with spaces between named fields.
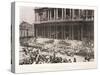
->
xmin=72 ymin=9 xmax=74 ymax=20
xmin=61 ymin=25 xmax=63 ymax=39
xmin=71 ymin=24 xmax=74 ymax=40
xmin=64 ymin=25 xmax=66 ymax=39
xmin=56 ymin=8 xmax=58 ymax=20
xmin=49 ymin=9 xmax=52 ymax=20
xmin=48 ymin=10 xmax=50 ymax=21
xmin=62 ymin=8 xmax=64 ymax=20
xmin=64 ymin=9 xmax=66 ymax=19
xmin=92 ymin=10 xmax=94 ymax=20
xmin=42 ymin=25 xmax=44 ymax=38
xmin=55 ymin=24 xmax=57 ymax=39
xmin=69 ymin=25 xmax=71 ymax=40
xmin=86 ymin=10 xmax=88 ymax=20
xmin=37 ymin=13 xmax=39 ymax=22
xmin=54 ymin=24 xmax=56 ymax=39
xmin=50 ymin=24 xmax=51 ymax=38
xmin=70 ymin=9 xmax=72 ymax=20
xmin=54 ymin=8 xmax=56 ymax=20
xmin=81 ymin=24 xmax=83 ymax=41
xmin=35 ymin=12 xmax=37 ymax=22
xmin=79 ymin=10 xmax=80 ymax=20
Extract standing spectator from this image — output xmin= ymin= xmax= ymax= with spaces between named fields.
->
xmin=73 ymin=57 xmax=76 ymax=62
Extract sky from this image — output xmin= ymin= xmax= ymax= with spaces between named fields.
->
xmin=20 ymin=6 xmax=35 ymax=24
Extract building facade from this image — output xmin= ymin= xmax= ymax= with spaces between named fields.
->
xmin=34 ymin=7 xmax=94 ymax=40
xmin=20 ymin=21 xmax=34 ymax=38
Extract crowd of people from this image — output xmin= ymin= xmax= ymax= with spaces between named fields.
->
xmin=20 ymin=47 xmax=78 ymax=65
xmin=19 ymin=38 xmax=94 ymax=65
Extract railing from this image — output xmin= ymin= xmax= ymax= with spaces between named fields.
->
xmin=34 ymin=17 xmax=94 ymax=24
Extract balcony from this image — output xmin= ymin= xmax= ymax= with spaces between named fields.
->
xmin=34 ymin=16 xmax=94 ymax=24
